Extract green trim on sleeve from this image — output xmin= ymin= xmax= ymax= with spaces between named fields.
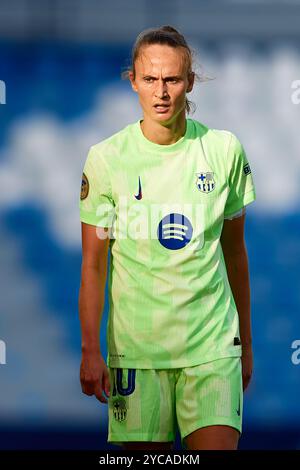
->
xmin=224 ymin=189 xmax=256 ymax=218
xmin=79 ymin=208 xmax=113 ymax=227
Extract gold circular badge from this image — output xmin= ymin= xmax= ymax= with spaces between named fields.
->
xmin=80 ymin=173 xmax=89 ymax=200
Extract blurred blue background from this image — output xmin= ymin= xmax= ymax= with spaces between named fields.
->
xmin=0 ymin=0 xmax=300 ymax=450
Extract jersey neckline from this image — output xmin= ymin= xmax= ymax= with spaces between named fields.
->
xmin=133 ymin=118 xmax=193 ymax=153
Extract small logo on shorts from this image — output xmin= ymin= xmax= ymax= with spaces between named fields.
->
xmin=234 ymin=337 xmax=241 ymax=346
xmin=113 ymin=397 xmax=127 ymax=422
xmin=237 ymin=395 xmax=241 ymax=416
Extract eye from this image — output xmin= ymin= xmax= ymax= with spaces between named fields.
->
xmin=144 ymin=77 xmax=154 ymax=83
xmin=168 ymin=78 xmax=178 ymax=83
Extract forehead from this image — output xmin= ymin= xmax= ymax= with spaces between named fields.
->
xmin=135 ymin=44 xmax=187 ymax=75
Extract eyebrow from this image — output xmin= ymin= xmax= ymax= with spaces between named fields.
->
xmin=142 ymin=74 xmax=182 ymax=80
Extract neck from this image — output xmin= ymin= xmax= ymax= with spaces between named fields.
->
xmin=140 ymin=111 xmax=187 ymax=145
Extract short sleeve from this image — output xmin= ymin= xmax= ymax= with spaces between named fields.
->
xmin=224 ymin=133 xmax=256 ymax=218
xmin=79 ymin=146 xmax=115 ymax=227
xmin=224 ymin=206 xmax=246 ymax=220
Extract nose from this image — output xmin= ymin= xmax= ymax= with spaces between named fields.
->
xmin=154 ymin=79 xmax=168 ymax=99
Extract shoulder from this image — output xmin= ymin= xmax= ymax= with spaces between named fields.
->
xmin=189 ymin=118 xmax=241 ymax=152
xmin=88 ymin=121 xmax=137 ymax=164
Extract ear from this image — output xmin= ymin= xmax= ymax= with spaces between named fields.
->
xmin=186 ymin=72 xmax=195 ymax=93
xmin=129 ymin=71 xmax=138 ymax=93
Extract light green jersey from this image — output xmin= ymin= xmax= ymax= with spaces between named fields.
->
xmin=79 ymin=118 xmax=256 ymax=369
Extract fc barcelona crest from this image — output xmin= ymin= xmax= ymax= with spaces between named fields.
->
xmin=112 ymin=397 xmax=127 ymax=422
xmin=196 ymin=172 xmax=215 ymax=193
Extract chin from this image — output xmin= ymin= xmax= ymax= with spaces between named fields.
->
xmin=152 ymin=110 xmax=174 ymax=123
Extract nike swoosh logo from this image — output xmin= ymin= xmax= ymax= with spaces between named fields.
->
xmin=134 ymin=176 xmax=142 ymax=200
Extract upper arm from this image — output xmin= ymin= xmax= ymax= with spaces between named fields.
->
xmin=224 ymin=132 xmax=256 ymax=218
xmin=220 ymin=213 xmax=246 ymax=256
xmin=79 ymin=146 xmax=114 ymax=274
xmin=81 ymin=222 xmax=110 ymax=271
xmin=79 ymin=146 xmax=115 ymax=228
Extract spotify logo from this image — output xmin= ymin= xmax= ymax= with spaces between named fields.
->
xmin=157 ymin=213 xmax=193 ymax=250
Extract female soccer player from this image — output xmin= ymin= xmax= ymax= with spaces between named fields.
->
xmin=78 ymin=25 xmax=256 ymax=451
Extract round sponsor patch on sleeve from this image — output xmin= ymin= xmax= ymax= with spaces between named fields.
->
xmin=80 ymin=173 xmax=89 ymax=200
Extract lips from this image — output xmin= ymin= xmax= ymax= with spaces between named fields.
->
xmin=154 ymin=103 xmax=170 ymax=108
xmin=154 ymin=103 xmax=170 ymax=113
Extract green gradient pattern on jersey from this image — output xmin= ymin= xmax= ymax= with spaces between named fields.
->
xmin=79 ymin=118 xmax=256 ymax=369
